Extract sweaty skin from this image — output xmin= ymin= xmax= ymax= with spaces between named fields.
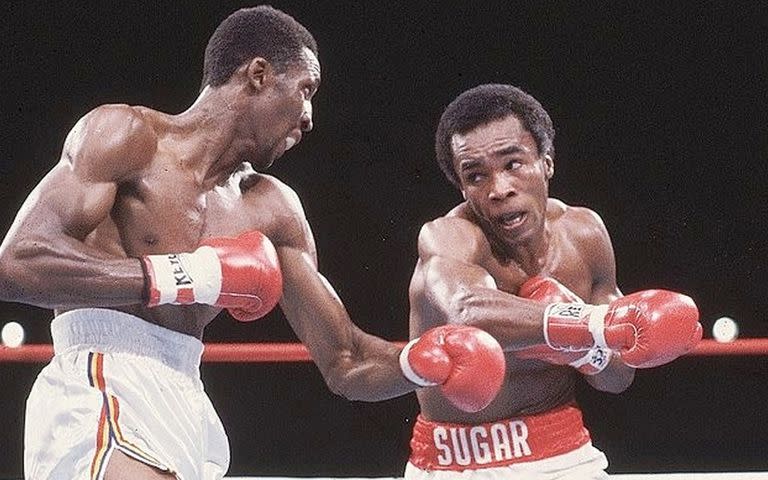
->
xmin=1 ymin=44 xmax=424 ymax=478
xmin=0 ymin=48 xmax=413 ymax=402
xmin=408 ymin=115 xmax=635 ymax=423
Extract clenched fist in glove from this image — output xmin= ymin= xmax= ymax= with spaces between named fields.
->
xmin=141 ymin=230 xmax=283 ymax=321
xmin=516 ymin=276 xmax=612 ymax=375
xmin=399 ymin=325 xmax=505 ymax=412
xmin=544 ymin=289 xmax=702 ymax=368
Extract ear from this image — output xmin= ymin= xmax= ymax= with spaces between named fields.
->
xmin=245 ymin=57 xmax=274 ymax=91
xmin=543 ymin=154 xmax=554 ymax=179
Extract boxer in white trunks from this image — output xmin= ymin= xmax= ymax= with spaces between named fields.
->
xmin=0 ymin=8 xmax=506 ymax=480
xmin=403 ymin=84 xmax=702 ymax=480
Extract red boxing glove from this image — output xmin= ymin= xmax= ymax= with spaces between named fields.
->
xmin=518 ymin=276 xmax=584 ymax=304
xmin=399 ymin=325 xmax=505 ymax=412
xmin=142 ymin=230 xmax=283 ymax=322
xmin=516 ymin=276 xmax=612 ymax=375
xmin=544 ymin=289 xmax=702 ymax=368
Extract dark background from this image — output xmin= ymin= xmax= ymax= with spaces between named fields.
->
xmin=1 ymin=1 xmax=767 ymax=477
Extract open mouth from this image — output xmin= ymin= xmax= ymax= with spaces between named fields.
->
xmin=497 ymin=211 xmax=526 ymax=229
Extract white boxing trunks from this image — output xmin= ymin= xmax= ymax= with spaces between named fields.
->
xmin=405 ymin=404 xmax=608 ymax=480
xmin=24 ymin=308 xmax=230 ymax=480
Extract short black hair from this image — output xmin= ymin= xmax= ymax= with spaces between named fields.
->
xmin=435 ymin=84 xmax=555 ymax=189
xmin=201 ymin=5 xmax=318 ymax=88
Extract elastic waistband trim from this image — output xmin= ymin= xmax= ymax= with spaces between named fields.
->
xmin=51 ymin=308 xmax=203 ymax=378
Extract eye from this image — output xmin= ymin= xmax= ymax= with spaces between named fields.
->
xmin=464 ymin=172 xmax=485 ymax=184
xmin=302 ymin=85 xmax=316 ymax=100
xmin=505 ymin=159 xmax=522 ymax=170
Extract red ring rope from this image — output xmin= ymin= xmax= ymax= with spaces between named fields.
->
xmin=0 ymin=339 xmax=767 ymax=363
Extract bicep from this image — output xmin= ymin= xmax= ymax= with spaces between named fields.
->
xmin=421 ymin=254 xmax=498 ymax=312
xmin=0 ymin=154 xmax=135 ymax=307
xmin=4 ymin=161 xmax=118 ymax=248
xmin=414 ymin=219 xmax=500 ymax=322
xmin=589 ymin=233 xmax=621 ymax=303
xmin=43 ymin=162 xmax=117 ymax=237
xmin=7 ymin=106 xmax=151 ymax=244
xmin=417 ymin=218 xmax=497 ymax=304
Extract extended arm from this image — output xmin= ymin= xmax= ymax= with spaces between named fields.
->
xmin=416 ymin=213 xmax=700 ymax=380
xmin=265 ymin=183 xmax=415 ymax=399
xmin=271 ymin=185 xmax=504 ymax=410
xmin=276 ymin=242 xmax=413 ymax=400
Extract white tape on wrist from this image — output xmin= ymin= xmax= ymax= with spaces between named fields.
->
xmin=183 ymin=246 xmax=222 ymax=304
xmin=145 ymin=246 xmax=222 ymax=305
xmin=542 ymin=302 xmax=592 ymax=350
xmin=586 ymin=304 xmax=610 ymax=349
xmin=569 ymin=346 xmax=613 ymax=374
xmin=398 ymin=338 xmax=438 ymax=387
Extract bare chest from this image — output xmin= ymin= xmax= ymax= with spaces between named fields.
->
xmin=92 ymin=169 xmax=271 ymax=257
xmin=485 ymin=238 xmax=594 ymax=301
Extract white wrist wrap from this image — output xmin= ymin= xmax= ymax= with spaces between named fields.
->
xmin=542 ymin=303 xmax=592 ymax=349
xmin=145 ymin=246 xmax=222 ymax=305
xmin=398 ymin=338 xmax=438 ymax=387
xmin=586 ymin=304 xmax=610 ymax=349
xmin=570 ymin=346 xmax=613 ymax=375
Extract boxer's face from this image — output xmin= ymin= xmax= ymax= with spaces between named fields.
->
xmin=451 ymin=115 xmax=553 ymax=246
xmin=249 ymin=47 xmax=320 ymax=168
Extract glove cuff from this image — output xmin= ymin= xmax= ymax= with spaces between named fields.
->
xmin=570 ymin=346 xmax=613 ymax=375
xmin=142 ymin=247 xmax=222 ymax=306
xmin=543 ymin=303 xmax=596 ymax=350
xmin=586 ymin=304 xmax=610 ymax=349
xmin=399 ymin=338 xmax=438 ymax=387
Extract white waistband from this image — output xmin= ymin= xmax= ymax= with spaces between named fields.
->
xmin=51 ymin=308 xmax=204 ymax=377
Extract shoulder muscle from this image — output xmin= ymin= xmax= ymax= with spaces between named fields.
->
xmin=63 ymin=105 xmax=157 ymax=183
xmin=564 ymin=205 xmax=611 ymax=245
xmin=418 ymin=216 xmax=490 ymax=265
xmin=561 ymin=205 xmax=618 ymax=290
xmin=243 ymin=173 xmax=316 ymax=259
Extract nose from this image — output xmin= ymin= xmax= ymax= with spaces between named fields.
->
xmin=488 ymin=172 xmax=517 ymax=201
xmin=300 ymin=101 xmax=313 ymax=132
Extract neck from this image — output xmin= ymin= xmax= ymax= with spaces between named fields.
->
xmin=171 ymin=85 xmax=254 ymax=189
xmin=471 ymin=207 xmax=550 ymax=274
xmin=504 ymin=226 xmax=550 ymax=275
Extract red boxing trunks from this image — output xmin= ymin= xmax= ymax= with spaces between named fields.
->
xmin=409 ymin=403 xmax=591 ymax=471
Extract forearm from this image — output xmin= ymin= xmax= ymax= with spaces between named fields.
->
xmin=436 ymin=285 xmax=548 ymax=351
xmin=0 ymin=233 xmax=145 ymax=308
xmin=278 ymin=247 xmax=415 ymax=400
xmin=323 ymin=332 xmax=416 ymax=401
xmin=420 ymin=256 xmax=547 ymax=350
xmin=284 ymin=313 xmax=415 ymax=401
xmin=584 ymin=355 xmax=635 ymax=393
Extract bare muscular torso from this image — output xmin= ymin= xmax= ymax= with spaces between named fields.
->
xmin=409 ymin=200 xmax=608 ymax=423
xmin=0 ymin=97 xmax=420 ymax=406
xmin=57 ymin=106 xmax=302 ymax=338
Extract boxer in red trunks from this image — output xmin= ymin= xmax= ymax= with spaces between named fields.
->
xmin=402 ymin=84 xmax=702 ymax=479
